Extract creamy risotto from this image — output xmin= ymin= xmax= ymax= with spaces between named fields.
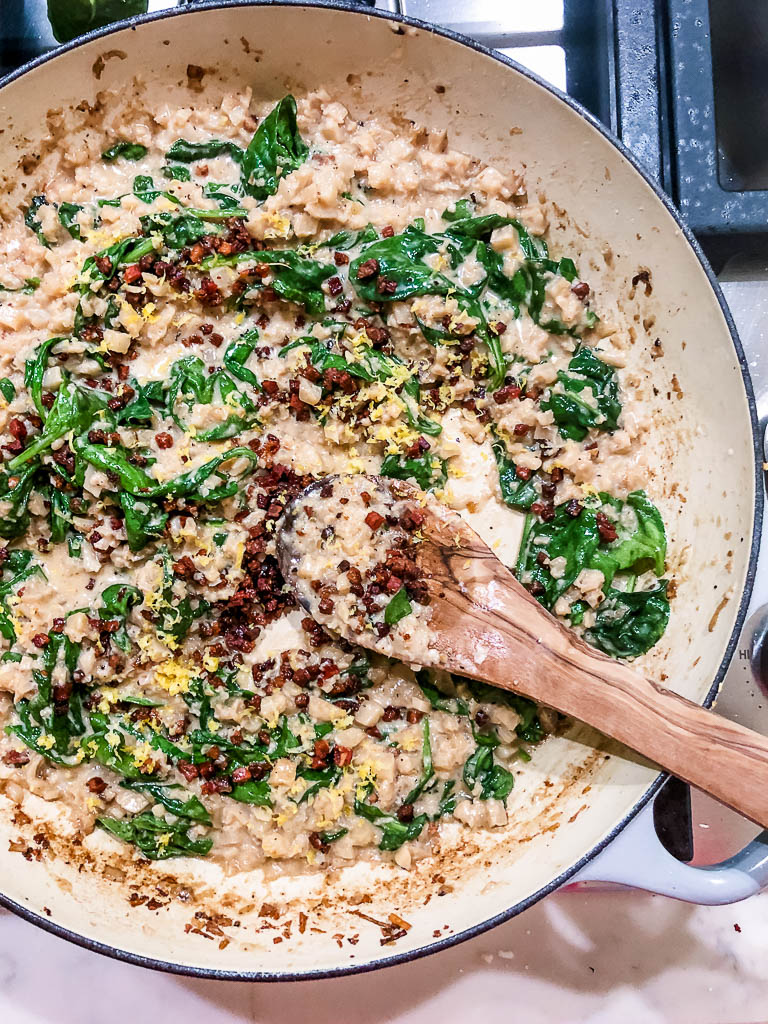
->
xmin=0 ymin=87 xmax=669 ymax=871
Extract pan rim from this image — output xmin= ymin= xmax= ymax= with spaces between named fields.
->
xmin=0 ymin=0 xmax=762 ymax=982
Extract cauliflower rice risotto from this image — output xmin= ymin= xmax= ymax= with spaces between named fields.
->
xmin=0 ymin=87 xmax=669 ymax=871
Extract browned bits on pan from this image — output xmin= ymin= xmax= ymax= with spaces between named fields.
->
xmin=356 ymin=258 xmax=379 ymax=280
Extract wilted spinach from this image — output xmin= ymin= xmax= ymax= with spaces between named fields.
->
xmin=380 ymin=450 xmax=446 ymax=490
xmin=541 ymin=347 xmax=621 ymax=441
xmin=97 ymin=811 xmax=212 ymax=860
xmin=585 ymin=582 xmax=670 ymax=659
xmin=241 ymin=95 xmax=309 ymax=200
xmin=102 ymin=141 xmax=148 ymax=162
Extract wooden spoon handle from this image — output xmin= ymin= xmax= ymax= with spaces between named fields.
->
xmin=424 ymin=525 xmax=768 ymax=828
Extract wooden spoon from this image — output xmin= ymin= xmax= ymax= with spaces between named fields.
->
xmin=277 ymin=474 xmax=768 ymax=829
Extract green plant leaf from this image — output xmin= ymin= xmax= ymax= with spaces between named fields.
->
xmin=241 ymin=95 xmax=309 ymax=201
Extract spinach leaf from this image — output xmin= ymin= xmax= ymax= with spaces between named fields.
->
xmin=8 ymin=381 xmax=108 ymax=469
xmin=297 ymin=765 xmax=341 ymax=805
xmin=203 ymin=183 xmax=244 ymax=209
xmin=162 ymin=164 xmax=191 ymax=182
xmin=516 ymin=491 xmax=666 ymax=611
xmin=102 ymin=141 xmax=148 ymax=163
xmin=120 ymin=779 xmax=211 ymax=824
xmin=81 ymin=715 xmax=149 ymax=778
xmin=492 ymin=435 xmax=538 ymax=510
xmin=354 ymin=795 xmax=427 ymax=851
xmin=592 ymin=490 xmax=667 ymax=580
xmin=0 ymin=279 xmax=39 ymax=295
xmin=97 ymin=811 xmax=212 ymax=860
xmin=516 ymin=503 xmax=602 ymax=610
xmin=0 ymin=379 xmax=14 ymax=402
xmin=132 ymin=175 xmax=180 ymax=206
xmin=75 ymin=441 xmax=259 ymax=501
xmin=319 ymin=827 xmax=348 ymax=844
xmin=140 ymin=212 xmax=211 ymax=249
xmin=20 ymin=631 xmax=84 ymax=757
xmin=0 ymin=550 xmax=43 ymax=645
xmin=229 ymin=779 xmax=272 ymax=805
xmin=80 ymin=235 xmax=156 ymax=288
xmin=349 ymin=224 xmax=449 ymax=303
xmin=0 ymin=463 xmax=39 ymax=539
xmin=223 ymin=330 xmax=261 ymax=390
xmin=98 ymin=583 xmax=143 ymax=652
xmin=463 ymin=743 xmax=516 ymax=800
xmin=113 ymin=378 xmax=164 ymax=426
xmin=384 ymin=587 xmax=413 ymax=626
xmin=24 ymin=336 xmax=66 ymax=419
xmin=244 ymin=249 xmax=334 ymax=315
xmin=585 ymin=582 xmax=670 ymax=659
xmin=166 ymin=356 xmax=257 ymax=441
xmin=46 ymin=0 xmax=148 ymax=43
xmin=57 ymin=203 xmax=83 ymax=240
xmin=24 ymin=196 xmax=50 ymax=248
xmin=119 ymin=493 xmax=168 ymax=552
xmin=416 ymin=671 xmax=470 ymax=716
xmin=380 ymin=451 xmax=446 ymax=491
xmin=154 ymin=548 xmax=209 ymax=642
xmin=241 ymin=95 xmax=309 ymax=200
xmin=49 ymin=488 xmax=73 ymax=546
xmin=541 ymin=347 xmax=621 ymax=441
xmin=321 ymin=225 xmax=378 ymax=251
xmin=462 ymin=678 xmax=544 ymax=744
xmin=165 ymin=139 xmax=244 ymax=164
xmin=403 ymin=719 xmax=435 ymax=804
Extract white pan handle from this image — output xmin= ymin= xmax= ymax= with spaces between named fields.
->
xmin=568 ymin=798 xmax=768 ymax=904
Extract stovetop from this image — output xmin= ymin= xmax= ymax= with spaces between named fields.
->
xmin=2 ymin=0 xmax=767 ymax=864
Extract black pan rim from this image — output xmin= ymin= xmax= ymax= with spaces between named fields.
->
xmin=0 ymin=0 xmax=762 ymax=983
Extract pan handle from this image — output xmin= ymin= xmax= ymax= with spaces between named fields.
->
xmin=567 ymin=797 xmax=768 ymax=904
